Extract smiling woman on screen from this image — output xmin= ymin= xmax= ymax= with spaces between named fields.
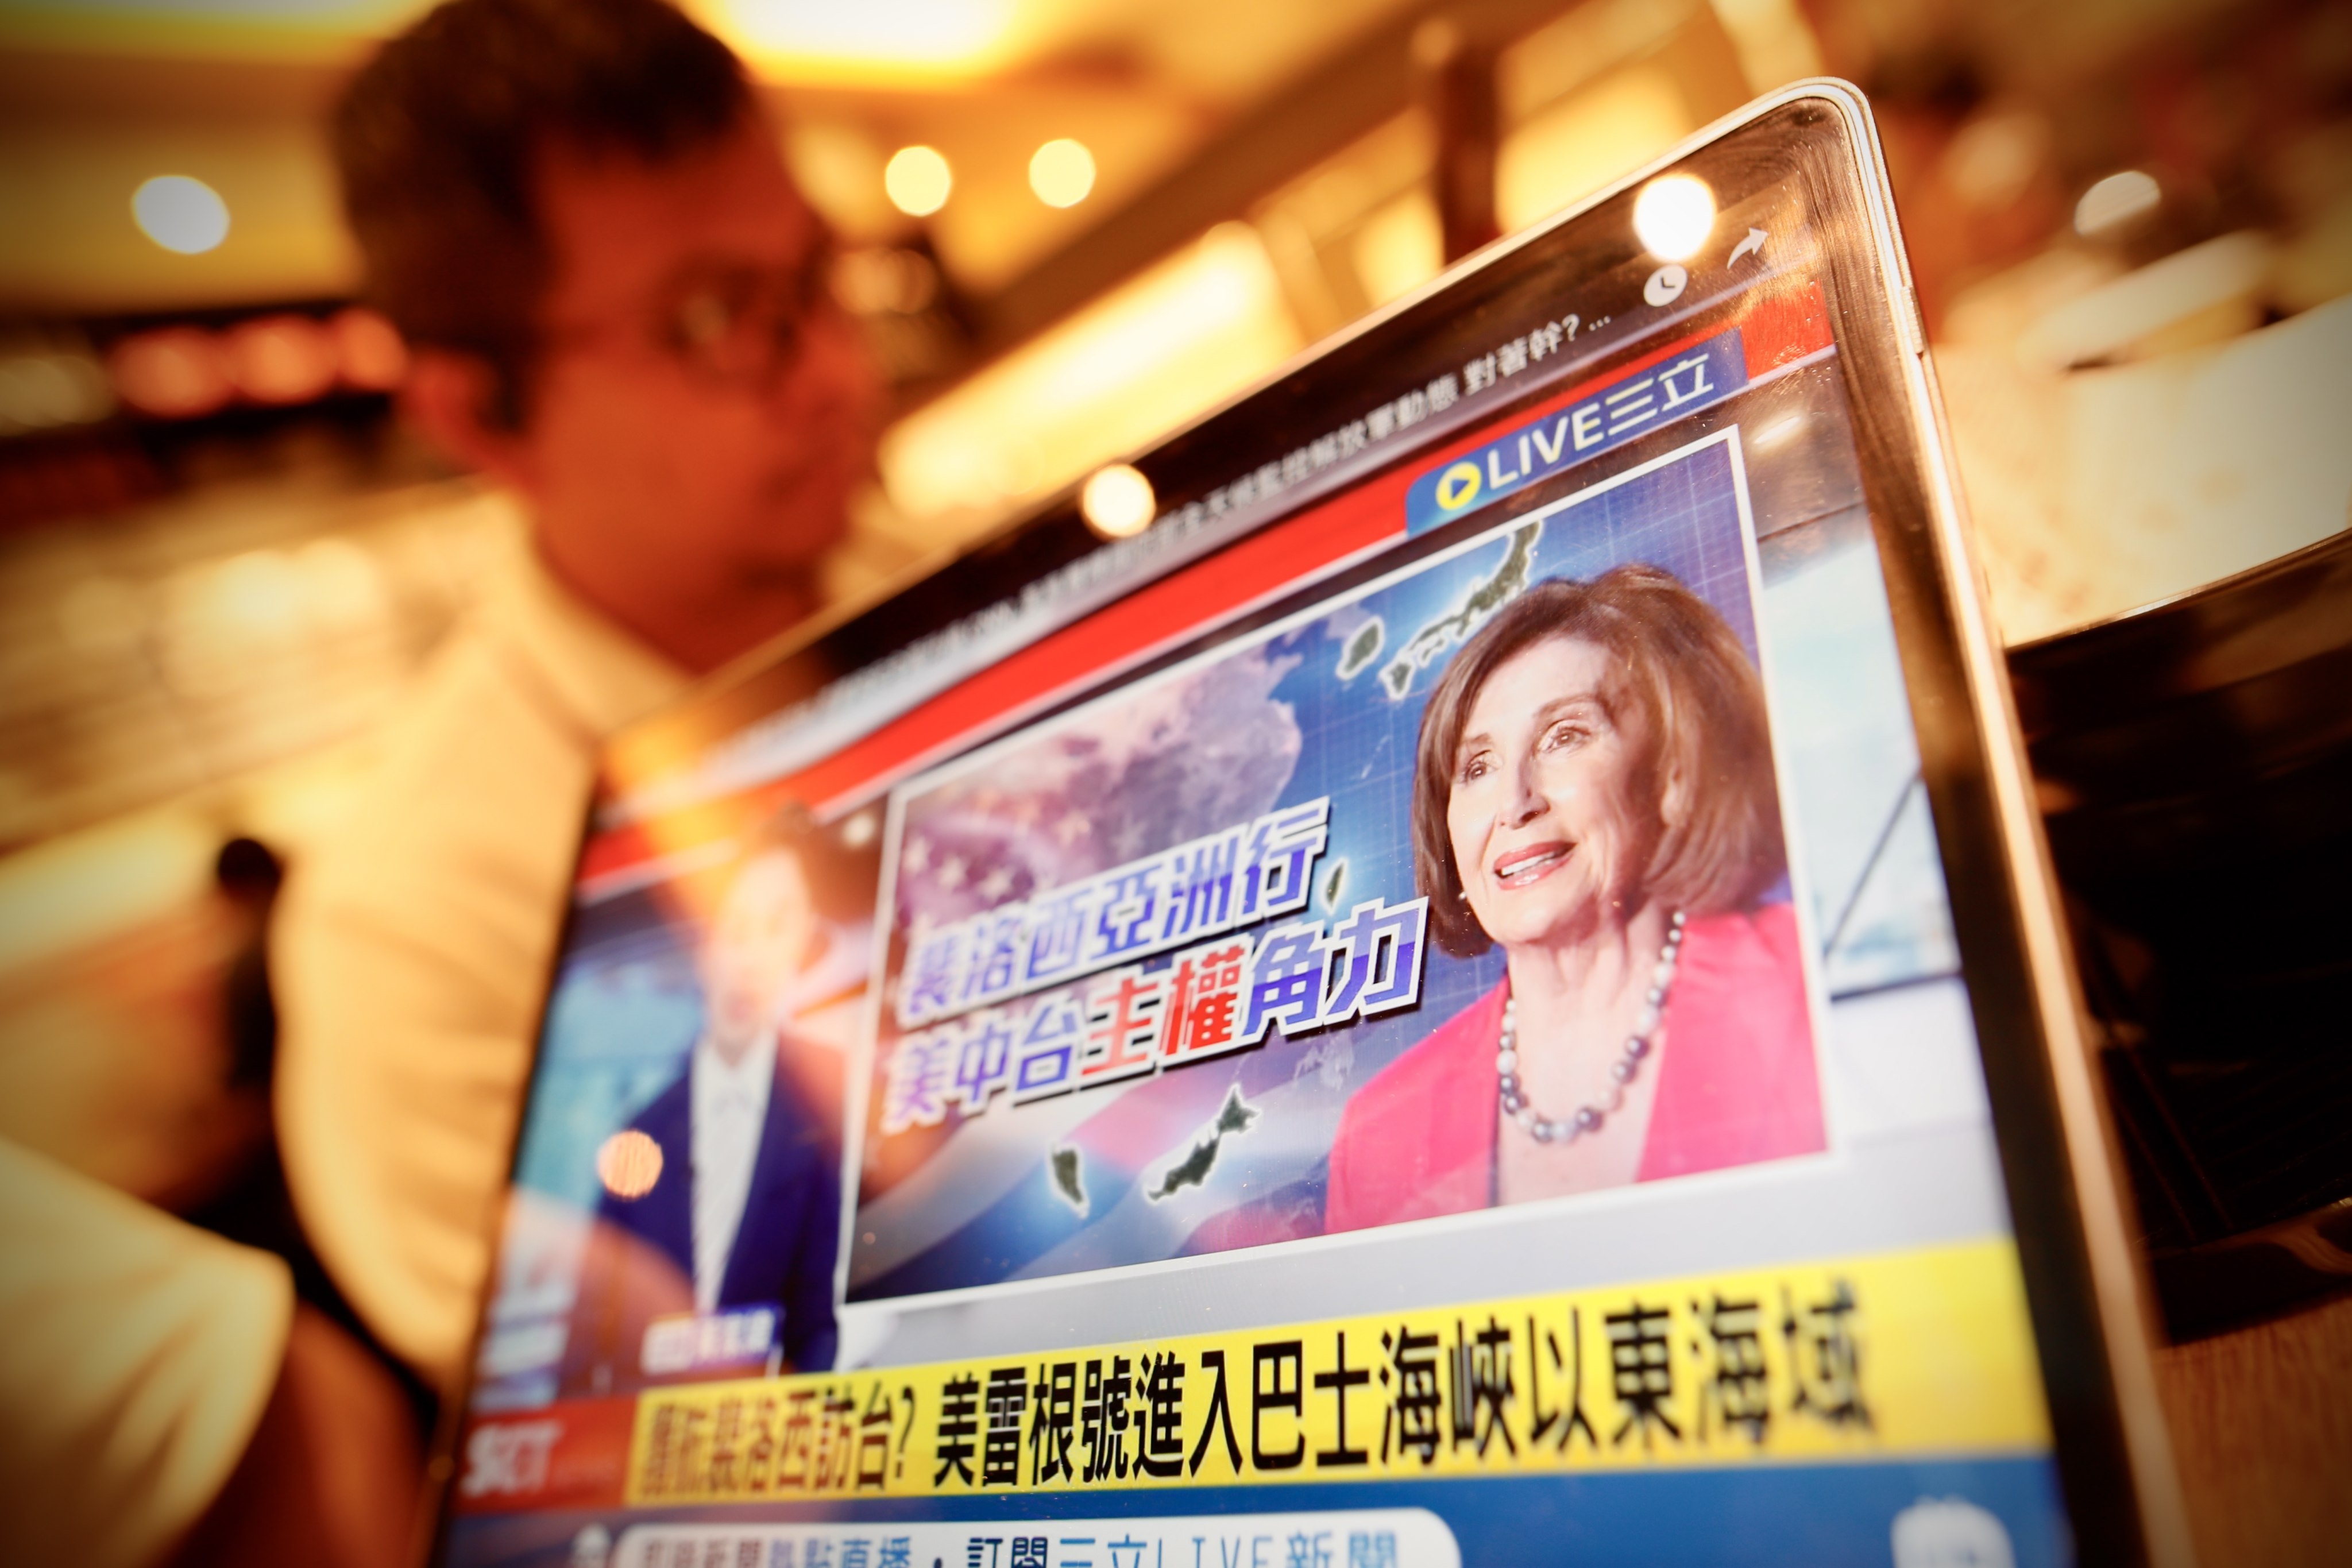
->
xmin=1326 ymin=565 xmax=1823 ymax=1232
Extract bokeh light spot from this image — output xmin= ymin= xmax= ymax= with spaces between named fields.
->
xmin=1080 ymin=464 xmax=1155 ymax=538
xmin=132 ymin=175 xmax=230 ymax=255
xmin=597 ymin=1129 xmax=665 ymax=1200
xmin=2075 ymin=169 xmax=2161 ymax=237
xmin=1029 ymin=138 xmax=1096 ymax=208
xmin=332 ymin=308 xmax=410 ymax=391
xmin=885 ymin=145 xmax=952 ymax=217
xmin=1632 ymin=173 xmax=1716 ymax=262
xmin=110 ymin=328 xmax=231 ymax=419
xmin=224 ymin=315 xmax=337 ymax=405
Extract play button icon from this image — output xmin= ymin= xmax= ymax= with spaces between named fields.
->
xmin=1643 ymin=263 xmax=1689 ymax=307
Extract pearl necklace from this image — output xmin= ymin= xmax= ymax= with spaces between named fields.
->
xmin=1497 ymin=910 xmax=1686 ymax=1145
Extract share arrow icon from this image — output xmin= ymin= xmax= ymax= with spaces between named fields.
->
xmin=1729 ymin=226 xmax=1768 ymax=265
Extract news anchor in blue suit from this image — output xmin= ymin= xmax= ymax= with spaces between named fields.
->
xmin=566 ymin=820 xmax=847 ymax=1392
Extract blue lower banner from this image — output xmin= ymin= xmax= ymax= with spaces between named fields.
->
xmin=444 ymin=1458 xmax=2070 ymax=1568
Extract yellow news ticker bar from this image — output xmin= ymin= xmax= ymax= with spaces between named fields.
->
xmin=625 ymin=1238 xmax=2049 ymax=1506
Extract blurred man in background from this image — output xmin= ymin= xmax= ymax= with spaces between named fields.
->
xmin=276 ymin=0 xmax=882 ymax=1393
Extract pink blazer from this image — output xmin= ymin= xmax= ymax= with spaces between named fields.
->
xmin=1325 ymin=905 xmax=1822 ymax=1233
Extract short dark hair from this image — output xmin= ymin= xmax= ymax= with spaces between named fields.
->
xmin=1411 ymin=565 xmax=1786 ymax=958
xmin=334 ymin=0 xmax=757 ymax=424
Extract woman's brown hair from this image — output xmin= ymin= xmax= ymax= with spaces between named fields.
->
xmin=1411 ymin=564 xmax=1786 ymax=958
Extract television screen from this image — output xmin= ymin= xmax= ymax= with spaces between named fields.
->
xmin=436 ymin=87 xmax=2157 ymax=1568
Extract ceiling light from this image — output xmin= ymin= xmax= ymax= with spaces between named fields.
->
xmin=1080 ymin=464 xmax=1155 ymax=538
xmin=885 ymin=145 xmax=952 ymax=217
xmin=2075 ymin=169 xmax=2160 ymax=237
xmin=715 ymin=0 xmax=1018 ymax=75
xmin=132 ymin=175 xmax=229 ymax=255
xmin=1632 ymin=173 xmax=1715 ymax=262
xmin=1029 ymin=138 xmax=1096 ymax=208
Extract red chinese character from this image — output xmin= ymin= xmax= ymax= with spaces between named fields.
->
xmin=1164 ymin=941 xmax=1251 ymax=1061
xmin=1080 ymin=969 xmax=1163 ymax=1083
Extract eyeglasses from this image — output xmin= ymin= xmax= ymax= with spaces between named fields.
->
xmin=554 ymin=245 xmax=839 ymax=389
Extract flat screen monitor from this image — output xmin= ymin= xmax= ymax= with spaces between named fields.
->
xmin=431 ymin=82 xmax=2188 ymax=1568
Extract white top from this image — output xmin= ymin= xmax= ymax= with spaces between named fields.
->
xmin=0 ymin=1137 xmax=292 ymax=1568
xmin=689 ymin=1031 xmax=777 ymax=1312
xmin=274 ymin=500 xmax=689 ymax=1389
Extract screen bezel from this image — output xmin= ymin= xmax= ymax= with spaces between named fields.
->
xmin=426 ymin=81 xmax=2188 ymax=1567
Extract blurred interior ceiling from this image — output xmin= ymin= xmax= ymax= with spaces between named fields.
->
xmin=0 ymin=0 xmax=1817 ymax=324
xmin=0 ymin=0 xmax=1445 ymax=315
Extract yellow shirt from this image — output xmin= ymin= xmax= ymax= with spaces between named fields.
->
xmin=274 ymin=515 xmax=689 ymax=1390
xmin=0 ymin=1138 xmax=291 ymax=1568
